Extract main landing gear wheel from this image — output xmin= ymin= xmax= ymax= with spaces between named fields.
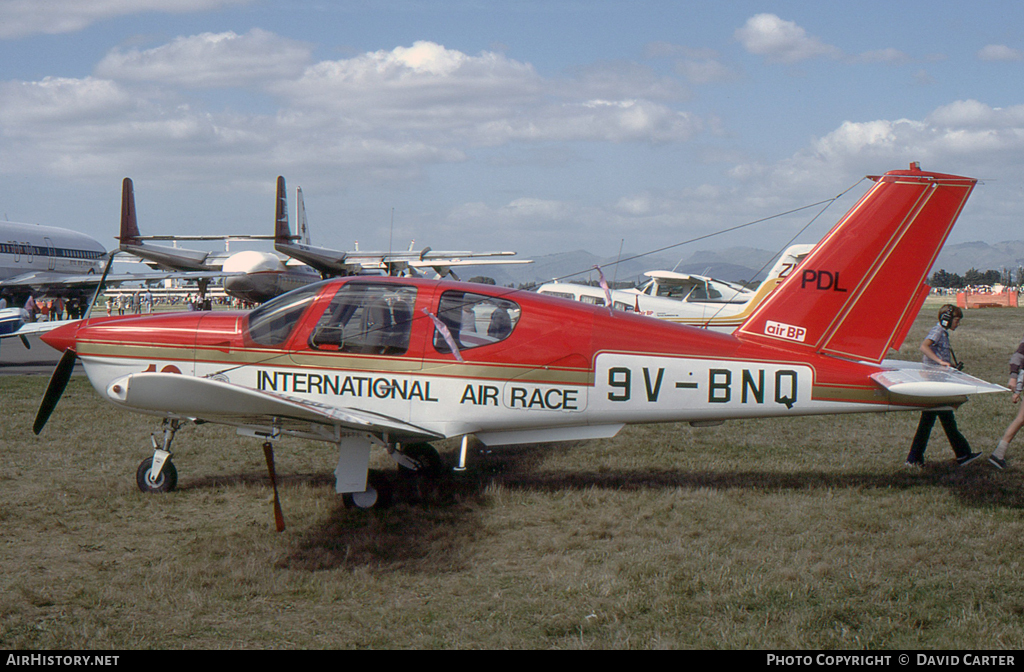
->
xmin=342 ymin=470 xmax=393 ymax=510
xmin=136 ymin=456 xmax=178 ymax=494
xmin=397 ymin=442 xmax=445 ymax=503
xmin=398 ymin=442 xmax=445 ymax=478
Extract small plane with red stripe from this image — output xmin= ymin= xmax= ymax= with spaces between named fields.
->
xmin=31 ymin=164 xmax=1006 ymax=528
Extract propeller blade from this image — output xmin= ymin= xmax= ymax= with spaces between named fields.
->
xmin=262 ymin=442 xmax=286 ymax=532
xmin=85 ymin=249 xmax=116 ymax=319
xmin=33 ymin=348 xmax=77 ymax=435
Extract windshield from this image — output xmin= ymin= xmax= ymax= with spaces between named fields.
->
xmin=246 ymin=281 xmax=326 ymax=346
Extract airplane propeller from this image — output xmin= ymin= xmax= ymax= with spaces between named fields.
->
xmin=34 ymin=347 xmax=77 ymax=434
xmin=33 ymin=244 xmax=116 ymax=435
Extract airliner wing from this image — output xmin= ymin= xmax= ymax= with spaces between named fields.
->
xmin=0 ymin=318 xmax=76 ymax=340
xmin=0 ymin=269 xmax=242 ymax=290
xmin=871 ymin=362 xmax=1007 ymax=397
xmin=103 ymin=372 xmax=443 ymax=441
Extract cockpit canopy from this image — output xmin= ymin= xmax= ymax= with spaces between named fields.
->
xmin=244 ymin=279 xmax=522 ymax=356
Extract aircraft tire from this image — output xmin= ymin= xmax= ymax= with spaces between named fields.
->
xmin=397 ymin=442 xmax=447 ymax=503
xmin=136 ymin=456 xmax=178 ymax=494
xmin=342 ymin=470 xmax=393 ymax=510
xmin=398 ymin=442 xmax=445 ymax=478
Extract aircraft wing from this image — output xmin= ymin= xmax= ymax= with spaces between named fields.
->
xmin=870 ymin=362 xmax=1007 ymax=397
xmin=407 ymin=258 xmax=533 ymax=269
xmin=0 ymin=269 xmax=242 ymax=291
xmin=0 ymin=318 xmax=76 ymax=340
xmin=103 ymin=372 xmax=443 ymax=441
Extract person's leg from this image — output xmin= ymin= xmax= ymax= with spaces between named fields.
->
xmin=907 ymin=412 xmax=937 ymax=464
xmin=937 ymin=410 xmax=971 ymax=459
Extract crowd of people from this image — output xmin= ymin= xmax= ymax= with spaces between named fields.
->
xmin=20 ymin=295 xmax=86 ymax=321
xmin=15 ymin=290 xmax=254 ymax=322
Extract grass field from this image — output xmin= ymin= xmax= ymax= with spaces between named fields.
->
xmin=2 ymin=299 xmax=1024 ymax=649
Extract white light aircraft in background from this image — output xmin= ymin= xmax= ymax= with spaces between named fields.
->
xmin=536 ymin=244 xmax=813 ymax=332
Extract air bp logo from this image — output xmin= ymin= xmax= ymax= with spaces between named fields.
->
xmin=765 ymin=320 xmax=806 ymax=343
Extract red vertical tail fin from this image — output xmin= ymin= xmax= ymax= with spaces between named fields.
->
xmin=736 ymin=165 xmax=976 ymax=363
xmin=118 ymin=177 xmax=142 ymax=247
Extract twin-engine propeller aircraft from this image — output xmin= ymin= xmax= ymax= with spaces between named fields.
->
xmin=536 ymin=244 xmax=813 ymax=332
xmin=119 ymin=176 xmax=532 ymax=304
xmin=272 ymin=176 xmax=532 ymax=280
xmin=32 ymin=165 xmax=1006 ymax=530
xmin=117 ymin=178 xmax=321 ymax=304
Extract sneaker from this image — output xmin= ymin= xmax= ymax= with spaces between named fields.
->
xmin=989 ymin=455 xmax=1008 ymax=470
xmin=957 ymin=452 xmax=983 ymax=466
xmin=905 ymin=459 xmax=925 ymax=468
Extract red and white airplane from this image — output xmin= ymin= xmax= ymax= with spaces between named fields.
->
xmin=32 ymin=164 xmax=1006 ymax=528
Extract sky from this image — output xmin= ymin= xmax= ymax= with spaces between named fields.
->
xmin=1 ymin=0 xmax=1024 ymax=263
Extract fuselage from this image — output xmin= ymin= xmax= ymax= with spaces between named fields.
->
xmin=537 ymin=279 xmax=761 ymax=332
xmin=0 ymin=221 xmax=106 ymax=281
xmin=44 ymin=276 xmax=949 ymax=445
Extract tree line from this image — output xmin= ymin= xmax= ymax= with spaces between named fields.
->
xmin=929 ymin=268 xmax=1024 ymax=289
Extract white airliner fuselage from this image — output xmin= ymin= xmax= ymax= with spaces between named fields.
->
xmin=0 ymin=220 xmax=106 ymax=283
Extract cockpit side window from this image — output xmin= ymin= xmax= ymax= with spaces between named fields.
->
xmin=309 ymin=283 xmax=417 ymax=356
xmin=433 ymin=290 xmax=520 ymax=353
xmin=656 ymin=282 xmax=691 ymax=299
xmin=685 ymin=282 xmax=724 ymax=302
xmin=246 ymin=282 xmax=324 ymax=347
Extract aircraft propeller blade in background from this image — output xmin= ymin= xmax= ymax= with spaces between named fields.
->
xmin=85 ymin=252 xmax=116 ymax=318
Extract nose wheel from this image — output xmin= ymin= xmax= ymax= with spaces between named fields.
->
xmin=342 ymin=470 xmax=393 ymax=510
xmin=136 ymin=455 xmax=177 ymax=493
xmin=136 ymin=419 xmax=180 ymax=493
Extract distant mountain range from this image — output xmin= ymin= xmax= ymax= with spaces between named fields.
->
xmin=474 ymin=240 xmax=1024 ymax=287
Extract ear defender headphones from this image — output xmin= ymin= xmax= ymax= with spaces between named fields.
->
xmin=938 ymin=305 xmax=959 ymax=329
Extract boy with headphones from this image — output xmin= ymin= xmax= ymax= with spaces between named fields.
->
xmin=905 ymin=304 xmax=983 ymax=467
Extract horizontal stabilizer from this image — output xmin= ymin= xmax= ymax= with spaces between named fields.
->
xmin=870 ymin=363 xmax=1007 ymax=397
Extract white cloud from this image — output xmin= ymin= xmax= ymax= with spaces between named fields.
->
xmin=729 ymin=100 xmax=1024 ymax=203
xmin=978 ymin=44 xmax=1024 ymax=61
xmin=483 ymin=99 xmax=701 ymax=144
xmin=0 ymin=0 xmax=252 ymax=40
xmin=0 ymin=39 xmax=706 ymax=186
xmin=95 ymin=29 xmax=313 ymax=88
xmin=0 ymin=76 xmax=131 ymax=124
xmin=276 ymin=41 xmax=543 ymax=114
xmin=275 ymin=42 xmax=701 ymax=147
xmin=735 ymin=14 xmax=842 ymax=64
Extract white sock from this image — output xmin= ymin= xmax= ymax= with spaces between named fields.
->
xmin=994 ymin=440 xmax=1010 ymax=460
